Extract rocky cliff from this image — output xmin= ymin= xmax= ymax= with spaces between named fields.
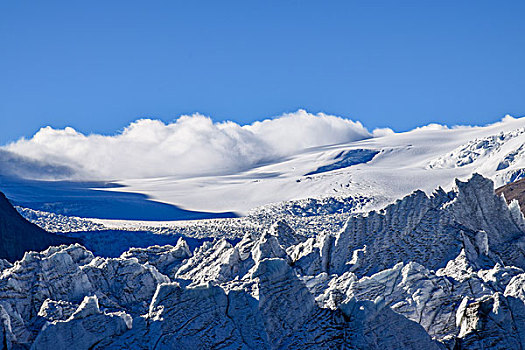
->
xmin=0 ymin=191 xmax=78 ymax=261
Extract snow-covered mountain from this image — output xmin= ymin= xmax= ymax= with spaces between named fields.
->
xmin=91 ymin=115 xmax=525 ymax=215
xmin=3 ymin=114 xmax=525 ymax=220
xmin=2 ymin=115 xmax=525 ymax=348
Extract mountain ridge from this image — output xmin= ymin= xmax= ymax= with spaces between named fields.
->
xmin=0 ymin=190 xmax=78 ymax=261
xmin=0 ymin=174 xmax=523 ymax=348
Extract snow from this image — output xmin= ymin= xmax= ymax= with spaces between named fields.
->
xmin=2 ymin=117 xmax=525 ymax=348
xmin=81 ymin=115 xmax=525 ymax=216
xmin=0 ymin=174 xmax=522 ymax=348
xmin=2 ymin=116 xmax=525 ymax=223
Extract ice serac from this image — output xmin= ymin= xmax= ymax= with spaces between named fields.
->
xmin=81 ymin=255 xmax=169 ymax=314
xmin=318 ymin=262 xmax=460 ymax=340
xmin=267 ymin=220 xmax=307 ymax=249
xmin=428 ymin=128 xmax=525 ymax=169
xmin=321 ymin=174 xmax=525 ymax=276
xmin=506 ymin=272 xmax=525 ymax=302
xmin=174 ymin=221 xmax=303 ymax=285
xmin=340 ymin=297 xmax=442 ymax=350
xmin=254 ymin=258 xmax=443 ymax=349
xmin=0 ymin=244 xmax=169 ymax=348
xmin=175 ymin=239 xmax=245 ymax=285
xmin=144 ymin=282 xmax=251 ymax=349
xmin=450 ymin=173 xmax=525 ymax=268
xmin=0 ymin=174 xmax=524 ymax=348
xmin=455 ymin=293 xmax=525 ymax=349
xmin=119 ymin=237 xmax=191 ymax=278
xmin=250 ymin=258 xmax=344 ymax=349
xmin=137 ymin=258 xmax=442 ymax=350
xmin=32 ymin=295 xmax=132 ymax=350
xmin=0 ymin=190 xmax=78 ymax=261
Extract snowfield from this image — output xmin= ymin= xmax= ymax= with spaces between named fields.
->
xmin=86 ymin=115 xmax=525 ymax=215
xmin=3 ymin=114 xmax=525 ymax=220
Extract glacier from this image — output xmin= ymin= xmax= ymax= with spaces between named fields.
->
xmin=0 ymin=174 xmax=523 ymax=348
xmin=3 ymin=117 xmax=525 ymax=348
xmin=4 ymin=115 xmax=525 ymax=220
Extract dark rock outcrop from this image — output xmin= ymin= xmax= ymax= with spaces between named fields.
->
xmin=496 ymin=177 xmax=525 ymax=215
xmin=0 ymin=190 xmax=78 ymax=261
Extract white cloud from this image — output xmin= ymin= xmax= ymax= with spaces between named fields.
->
xmin=3 ymin=110 xmax=374 ymax=180
xmin=372 ymin=127 xmax=395 ymax=137
xmin=245 ymin=110 xmax=371 ymax=154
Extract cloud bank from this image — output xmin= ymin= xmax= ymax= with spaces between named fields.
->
xmin=3 ymin=110 xmax=375 ymax=180
xmin=0 ymin=149 xmax=75 ymax=180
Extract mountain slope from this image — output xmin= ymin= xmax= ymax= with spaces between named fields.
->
xmin=0 ymin=190 xmax=78 ymax=261
xmin=106 ymin=116 xmax=525 ymax=216
xmin=4 ymin=116 xmax=525 ymax=221
xmin=496 ymin=177 xmax=525 ymax=215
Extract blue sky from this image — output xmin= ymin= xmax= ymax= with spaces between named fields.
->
xmin=1 ymin=1 xmax=525 ymax=144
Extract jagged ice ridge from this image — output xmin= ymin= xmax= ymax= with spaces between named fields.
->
xmin=0 ymin=174 xmax=524 ymax=348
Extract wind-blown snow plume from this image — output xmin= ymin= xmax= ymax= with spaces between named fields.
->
xmin=2 ymin=110 xmax=374 ymax=180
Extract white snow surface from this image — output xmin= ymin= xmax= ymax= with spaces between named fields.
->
xmin=4 ymin=114 xmax=525 ymax=217
xmin=83 ymin=114 xmax=525 ymax=215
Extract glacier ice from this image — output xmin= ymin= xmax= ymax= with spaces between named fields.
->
xmin=0 ymin=174 xmax=523 ymax=348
